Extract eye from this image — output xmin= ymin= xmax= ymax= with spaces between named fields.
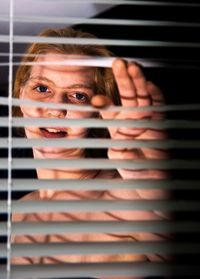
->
xmin=35 ymin=85 xmax=49 ymax=93
xmin=73 ymin=92 xmax=88 ymax=101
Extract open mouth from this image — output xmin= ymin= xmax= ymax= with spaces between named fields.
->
xmin=40 ymin=127 xmax=67 ymax=138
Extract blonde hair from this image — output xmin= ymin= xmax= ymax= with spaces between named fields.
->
xmin=13 ymin=27 xmax=120 ymax=117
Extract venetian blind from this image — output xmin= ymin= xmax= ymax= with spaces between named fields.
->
xmin=0 ymin=0 xmax=200 ymax=278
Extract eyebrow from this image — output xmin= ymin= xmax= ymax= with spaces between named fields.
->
xmin=29 ymin=76 xmax=97 ymax=91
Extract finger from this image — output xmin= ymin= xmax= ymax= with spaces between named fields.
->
xmin=91 ymin=94 xmax=117 ymax=138
xmin=128 ymin=62 xmax=151 ymax=107
xmin=136 ymin=129 xmax=168 ymax=140
xmin=147 ymin=81 xmax=166 ymax=120
xmin=147 ymin=81 xmax=165 ymax=106
xmin=112 ymin=59 xmax=137 ymax=107
xmin=108 ymin=147 xmax=143 ymax=160
xmin=140 ymin=148 xmax=169 ymax=159
xmin=91 ymin=94 xmax=115 ymax=120
xmin=90 ymin=95 xmax=112 ymax=108
xmin=115 ymin=127 xmax=147 ymax=138
xmin=118 ymin=168 xmax=170 ymax=180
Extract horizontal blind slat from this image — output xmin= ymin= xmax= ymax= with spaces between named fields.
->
xmin=1 ymin=241 xmax=200 ymax=257
xmin=1 ymin=262 xmax=200 ymax=278
xmin=1 ymin=35 xmax=200 ymax=47
xmin=0 ymin=158 xmax=199 ymax=170
xmin=1 ymin=138 xmax=200 ymax=149
xmin=0 ymin=179 xmax=200 ymax=191
xmin=1 ymin=117 xmax=200 ymax=129
xmin=0 ymin=200 xmax=199 ymax=213
xmin=1 ymin=14 xmax=200 ymax=28
xmin=23 ymin=0 xmax=200 ymax=8
xmin=0 ymin=57 xmax=161 ymax=68
xmin=1 ymin=97 xmax=200 ymax=112
xmin=1 ymin=221 xmax=199 ymax=235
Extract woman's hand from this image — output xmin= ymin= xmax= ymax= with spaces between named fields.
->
xmin=92 ymin=58 xmax=169 ymax=180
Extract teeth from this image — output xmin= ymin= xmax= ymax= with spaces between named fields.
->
xmin=46 ymin=128 xmax=63 ymax=133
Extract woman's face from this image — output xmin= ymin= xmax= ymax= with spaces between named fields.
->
xmin=19 ymin=51 xmax=97 ymax=159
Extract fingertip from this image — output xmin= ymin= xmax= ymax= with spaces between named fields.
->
xmin=129 ymin=61 xmax=144 ymax=69
xmin=90 ymin=95 xmax=112 ymax=108
xmin=112 ymin=58 xmax=127 ymax=71
xmin=128 ymin=61 xmax=145 ymax=78
xmin=147 ymin=81 xmax=157 ymax=91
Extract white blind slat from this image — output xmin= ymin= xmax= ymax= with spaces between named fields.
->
xmin=2 ymin=97 xmax=200 ymax=112
xmin=0 ymin=158 xmax=199 ymax=170
xmin=1 ymin=117 xmax=200 ymax=129
xmin=0 ymin=200 xmax=199 ymax=214
xmin=1 ymin=14 xmax=200 ymax=28
xmin=1 ymin=241 xmax=200 ymax=257
xmin=34 ymin=0 xmax=200 ymax=8
xmin=1 ymin=262 xmax=200 ymax=278
xmin=0 ymin=138 xmax=200 ymax=149
xmin=1 ymin=34 xmax=200 ymax=47
xmin=0 ymin=179 xmax=200 ymax=191
xmin=1 ymin=221 xmax=200 ymax=235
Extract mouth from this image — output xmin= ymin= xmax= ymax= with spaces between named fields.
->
xmin=40 ymin=127 xmax=67 ymax=138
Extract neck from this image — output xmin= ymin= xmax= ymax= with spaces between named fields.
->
xmin=36 ymin=168 xmax=100 ymax=180
xmin=32 ymin=147 xmax=99 ymax=180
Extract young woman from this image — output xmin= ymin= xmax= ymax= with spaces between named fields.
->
xmin=11 ymin=27 xmax=170 ymax=275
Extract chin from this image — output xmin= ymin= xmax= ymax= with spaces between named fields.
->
xmin=33 ymin=147 xmax=85 ymax=159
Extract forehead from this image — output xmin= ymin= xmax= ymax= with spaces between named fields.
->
xmin=31 ymin=51 xmax=95 ymax=74
xmin=27 ymin=52 xmax=97 ymax=90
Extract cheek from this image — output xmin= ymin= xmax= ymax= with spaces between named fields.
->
xmin=20 ymin=106 xmax=45 ymax=118
xmin=20 ymin=106 xmax=44 ymax=138
xmin=67 ymin=111 xmax=95 ymax=138
xmin=24 ymin=127 xmax=32 ymax=138
xmin=67 ymin=127 xmax=89 ymax=139
xmin=67 ymin=110 xmax=95 ymax=119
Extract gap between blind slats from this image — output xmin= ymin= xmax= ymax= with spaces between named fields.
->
xmin=0 ymin=200 xmax=200 ymax=213
xmin=1 ymin=138 xmax=200 ymax=149
xmin=1 ymin=14 xmax=200 ymax=28
xmin=1 ymin=241 xmax=200 ymax=257
xmin=0 ymin=179 xmax=200 ymax=191
xmin=2 ymin=97 xmax=200 ymax=112
xmin=1 ymin=262 xmax=200 ymax=278
xmin=1 ymin=117 xmax=200 ymax=129
xmin=0 ymin=158 xmax=199 ymax=170
xmin=1 ymin=221 xmax=200 ymax=235
xmin=1 ymin=35 xmax=200 ymax=48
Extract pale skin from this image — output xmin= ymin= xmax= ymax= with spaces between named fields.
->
xmin=12 ymin=52 xmax=170 ymax=276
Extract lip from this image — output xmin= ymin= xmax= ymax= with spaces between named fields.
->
xmin=40 ymin=127 xmax=67 ymax=138
xmin=44 ymin=127 xmax=67 ymax=132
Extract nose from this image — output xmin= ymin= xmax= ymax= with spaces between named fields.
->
xmin=46 ymin=92 xmax=67 ymax=118
xmin=47 ymin=109 xmax=66 ymax=118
